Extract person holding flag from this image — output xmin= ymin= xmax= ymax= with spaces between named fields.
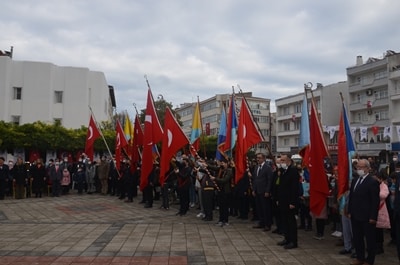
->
xmin=140 ymin=83 xmax=163 ymax=207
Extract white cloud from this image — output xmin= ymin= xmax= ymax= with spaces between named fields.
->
xmin=1 ymin=0 xmax=400 ymax=115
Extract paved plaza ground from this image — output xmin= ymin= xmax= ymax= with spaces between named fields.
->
xmin=0 ymin=193 xmax=398 ymax=265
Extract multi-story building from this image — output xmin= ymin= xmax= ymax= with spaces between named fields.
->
xmin=0 ymin=55 xmax=115 ymax=129
xmin=175 ymin=92 xmax=274 ymax=153
xmin=347 ymin=50 xmax=400 ymax=158
xmin=275 ymin=82 xmax=348 ymax=155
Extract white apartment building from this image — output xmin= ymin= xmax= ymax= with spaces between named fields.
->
xmin=0 ymin=56 xmax=115 ymax=129
xmin=275 ymin=82 xmax=348 ymax=155
xmin=347 ymin=50 xmax=400 ymax=158
xmin=175 ymin=92 xmax=274 ymax=152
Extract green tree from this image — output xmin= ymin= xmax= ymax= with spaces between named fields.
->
xmin=139 ymin=96 xmax=182 ymax=126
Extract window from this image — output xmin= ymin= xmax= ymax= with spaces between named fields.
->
xmin=376 ymin=129 xmax=385 ymax=142
xmin=294 ymin=137 xmax=299 ymax=146
xmin=55 ymin=91 xmax=63 ymax=103
xmin=201 ymin=102 xmax=217 ymax=112
xmin=13 ymin=87 xmax=22 ymax=100
xmin=294 ymin=120 xmax=301 ymax=130
xmin=374 ymin=90 xmax=388 ymax=100
xmin=374 ymin=71 xmax=387 ymax=80
xmin=11 ymin=115 xmax=20 ymax=125
xmin=283 ymin=106 xmax=290 ymax=115
xmin=357 ymin=112 xmax=368 ymax=122
xmin=251 ymin=109 xmax=262 ymax=115
xmin=54 ymin=119 xmax=62 ymax=126
xmin=374 ymin=110 xmax=388 ymax=121
xmin=283 ymin=122 xmax=290 ymax=131
xmin=283 ymin=138 xmax=290 ymax=146
xmin=294 ymin=103 xmax=301 ymax=113
xmin=260 ymin=129 xmax=269 ymax=137
xmin=254 ymin=115 xmax=268 ymax=123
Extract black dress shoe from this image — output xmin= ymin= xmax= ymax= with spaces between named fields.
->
xmin=272 ymin=228 xmax=279 ymax=234
xmin=277 ymin=239 xmax=288 ymax=246
xmin=263 ymin=227 xmax=271 ymax=232
xmin=252 ymin=225 xmax=264 ymax=229
xmin=284 ymin=243 xmax=297 ymax=249
xmin=144 ymin=204 xmax=152 ymax=208
xmin=339 ymin=249 xmax=352 ymax=255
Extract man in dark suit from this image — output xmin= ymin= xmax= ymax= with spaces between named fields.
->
xmin=276 ymin=154 xmax=300 ymax=249
xmin=348 ymin=159 xmax=380 ymax=265
xmin=0 ymin=157 xmax=10 ymax=200
xmin=252 ymin=152 xmax=274 ymax=231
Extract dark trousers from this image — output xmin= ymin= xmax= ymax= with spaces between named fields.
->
xmin=218 ymin=192 xmax=229 ymax=223
xmin=143 ymin=185 xmax=153 ymax=206
xmin=255 ymin=193 xmax=272 ymax=228
xmin=238 ymin=195 xmax=249 ymax=218
xmin=178 ymin=187 xmax=189 ymax=214
xmin=202 ymin=190 xmax=214 ymax=220
xmin=376 ymin=227 xmax=384 ymax=251
xmin=352 ymin=218 xmax=376 ymax=264
xmin=272 ymin=199 xmax=282 ymax=232
xmin=51 ymin=180 xmax=61 ymax=197
xmin=394 ymin=213 xmax=400 ymax=259
xmin=0 ymin=179 xmax=6 ymax=199
xmin=316 ymin=218 xmax=326 ymax=236
xmin=281 ymin=207 xmax=298 ymax=245
xmin=161 ymin=184 xmax=170 ymax=209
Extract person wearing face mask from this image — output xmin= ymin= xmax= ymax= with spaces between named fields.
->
xmin=389 ymin=155 xmax=399 ymax=175
xmin=49 ymin=159 xmax=63 ymax=197
xmin=251 ymin=152 xmax=274 ymax=231
xmin=276 ymin=154 xmax=301 ymax=249
xmin=348 ymin=159 xmax=380 ymax=265
xmin=271 ymin=156 xmax=284 ymax=234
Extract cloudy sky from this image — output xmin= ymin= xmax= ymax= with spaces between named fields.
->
xmin=1 ymin=0 xmax=399 ymax=115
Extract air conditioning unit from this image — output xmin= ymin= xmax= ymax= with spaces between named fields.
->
xmin=366 ymin=89 xmax=373 ymax=96
xmin=367 ymin=109 xmax=373 ymax=115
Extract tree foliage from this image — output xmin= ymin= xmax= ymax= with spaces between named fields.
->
xmin=0 ymin=121 xmax=116 ymax=160
xmin=139 ymin=97 xmax=182 ymax=126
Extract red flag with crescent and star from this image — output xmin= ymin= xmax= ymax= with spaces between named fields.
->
xmin=234 ymin=98 xmax=263 ymax=184
xmin=84 ymin=114 xmax=101 ymax=161
xmin=160 ymin=107 xmax=189 ymax=187
xmin=140 ymin=88 xmax=164 ymax=191
xmin=115 ymin=120 xmax=129 ymax=171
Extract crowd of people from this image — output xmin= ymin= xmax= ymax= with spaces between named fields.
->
xmin=2 ymin=152 xmax=400 ymax=264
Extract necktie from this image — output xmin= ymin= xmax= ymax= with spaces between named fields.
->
xmin=354 ymin=177 xmax=363 ymax=191
xmin=257 ymin=165 xmax=262 ymax=176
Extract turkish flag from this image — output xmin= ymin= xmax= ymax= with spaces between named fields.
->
xmin=140 ymin=88 xmax=163 ymax=191
xmin=160 ymin=107 xmax=189 ymax=186
xmin=115 ymin=120 xmax=128 ymax=171
xmin=308 ymin=98 xmax=330 ymax=216
xmin=130 ymin=114 xmax=144 ymax=172
xmin=371 ymin=126 xmax=379 ymax=135
xmin=235 ymin=98 xmax=263 ymax=183
xmin=84 ymin=114 xmax=101 ymax=161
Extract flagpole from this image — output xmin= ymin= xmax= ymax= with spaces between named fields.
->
xmin=236 ymin=87 xmax=273 ymax=157
xmin=132 ymin=103 xmax=143 ymax=161
xmin=307 ymin=83 xmax=333 ymax=169
xmin=88 ymin=106 xmax=115 ymax=161
xmin=196 ymin=96 xmax=207 ymax=159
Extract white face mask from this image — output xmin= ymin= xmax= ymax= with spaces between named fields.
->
xmin=393 ymin=158 xmax=398 ymax=162
xmin=276 ymin=163 xmax=282 ymax=168
xmin=356 ymin=170 xmax=365 ymax=176
xmin=281 ymin=163 xmax=288 ymax=170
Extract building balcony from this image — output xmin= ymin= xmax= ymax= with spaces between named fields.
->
xmin=389 ymin=68 xmax=400 ymax=80
xmin=356 ymin=142 xmax=391 ymax=156
xmin=348 ymin=78 xmax=388 ymax=92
